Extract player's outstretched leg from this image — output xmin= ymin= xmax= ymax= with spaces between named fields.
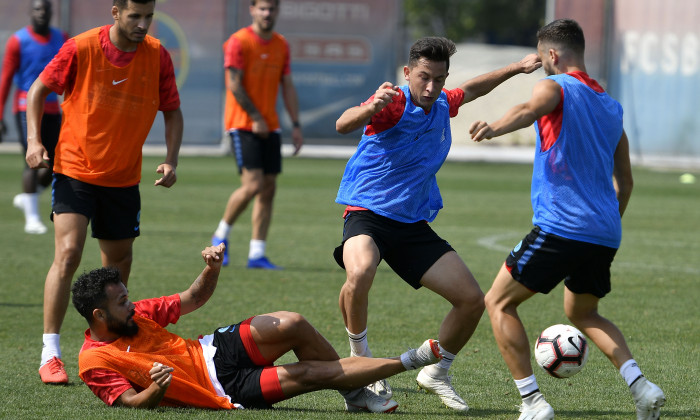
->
xmin=344 ymin=339 xmax=440 ymax=413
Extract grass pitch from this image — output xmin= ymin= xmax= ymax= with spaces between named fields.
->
xmin=0 ymin=153 xmax=697 ymax=419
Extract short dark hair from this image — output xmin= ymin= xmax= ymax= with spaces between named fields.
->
xmin=537 ymin=18 xmax=585 ymax=55
xmin=250 ymin=0 xmax=280 ymax=6
xmin=113 ymin=0 xmax=156 ymax=9
xmin=408 ymin=37 xmax=457 ymax=72
xmin=71 ymin=267 xmax=122 ymax=322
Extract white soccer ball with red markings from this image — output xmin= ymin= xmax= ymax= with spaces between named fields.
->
xmin=534 ymin=324 xmax=589 ymax=378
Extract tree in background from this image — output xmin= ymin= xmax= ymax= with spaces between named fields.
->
xmin=403 ymin=0 xmax=545 ymax=46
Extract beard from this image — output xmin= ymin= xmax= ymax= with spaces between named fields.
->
xmin=117 ymin=23 xmax=147 ymax=44
xmin=106 ymin=311 xmax=139 ymax=337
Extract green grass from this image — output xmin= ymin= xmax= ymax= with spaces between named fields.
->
xmin=0 ymin=153 xmax=697 ymax=419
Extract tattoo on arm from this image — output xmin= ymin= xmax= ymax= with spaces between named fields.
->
xmin=187 ymin=269 xmax=218 ymax=309
xmin=229 ymin=68 xmax=262 ymax=120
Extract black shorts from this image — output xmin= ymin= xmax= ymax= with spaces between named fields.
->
xmin=230 ymin=130 xmax=282 ymax=175
xmin=333 ymin=210 xmax=454 ymax=289
xmin=212 ymin=318 xmax=283 ymax=409
xmin=17 ymin=111 xmax=61 ymax=170
xmin=51 ymin=173 xmax=141 ymax=240
xmin=505 ymin=226 xmax=617 ymax=298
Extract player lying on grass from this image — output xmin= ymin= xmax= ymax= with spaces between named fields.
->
xmin=72 ymin=243 xmax=441 ymax=412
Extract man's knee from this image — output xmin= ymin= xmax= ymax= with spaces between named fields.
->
xmin=484 ymin=289 xmax=500 ymax=314
xmin=341 ymin=267 xmax=375 ymax=298
xmin=277 ymin=311 xmax=312 ymax=335
xmin=444 ymin=276 xmax=485 ymax=311
xmin=54 ymin=245 xmax=83 ymax=274
xmin=462 ymin=288 xmax=486 ymax=315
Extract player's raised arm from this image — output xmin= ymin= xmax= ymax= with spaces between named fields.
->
xmin=178 ymin=243 xmax=226 ymax=315
xmin=459 ymin=53 xmax=541 ymax=106
xmin=469 ymin=78 xmax=560 ymax=142
xmin=336 ymin=82 xmax=399 ymax=134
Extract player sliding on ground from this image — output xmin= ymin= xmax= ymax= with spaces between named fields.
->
xmin=72 ymin=243 xmax=441 ymax=412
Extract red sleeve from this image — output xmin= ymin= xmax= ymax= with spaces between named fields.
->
xmin=362 ymin=89 xmax=406 ymax=136
xmin=158 ymin=46 xmax=180 ymax=112
xmin=81 ymin=368 xmax=134 ymax=406
xmin=444 ymin=88 xmax=465 ymax=118
xmin=223 ymin=36 xmax=243 ymax=69
xmin=134 ymin=294 xmax=181 ymax=327
xmin=39 ymin=38 xmax=77 ymax=95
xmin=0 ymin=35 xmax=21 ymax=116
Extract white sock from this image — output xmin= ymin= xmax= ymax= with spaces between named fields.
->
xmin=620 ymin=359 xmax=643 ymax=387
xmin=213 ymin=220 xmax=231 ymax=240
xmin=249 ymin=239 xmax=265 ymax=259
xmin=515 ymin=374 xmax=540 ymax=397
xmin=41 ymin=334 xmax=61 ymax=366
xmin=24 ymin=193 xmax=41 ymax=222
xmin=436 ymin=344 xmax=455 ymax=370
xmin=347 ymin=327 xmax=372 ymax=357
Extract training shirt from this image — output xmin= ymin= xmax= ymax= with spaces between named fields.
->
xmin=79 ymin=294 xmax=237 ymax=410
xmin=39 ymin=25 xmax=179 ymax=187
xmin=336 ymin=85 xmax=464 ymax=223
xmin=223 ymin=26 xmax=291 ymax=132
xmin=532 ymin=71 xmax=624 ymax=248
xmin=0 ymin=26 xmax=66 ymax=116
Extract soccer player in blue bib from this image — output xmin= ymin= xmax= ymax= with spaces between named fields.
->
xmin=333 ymin=36 xmax=541 ymax=412
xmin=0 ymin=0 xmax=67 ymax=234
xmin=470 ymin=19 xmax=665 ymax=420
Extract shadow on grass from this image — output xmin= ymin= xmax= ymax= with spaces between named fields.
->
xmin=43 ymin=381 xmax=82 ymax=388
xmin=0 ymin=302 xmax=41 ymax=307
xmin=464 ymin=408 xmax=688 ymax=418
xmin=226 ymin=263 xmax=342 ymax=275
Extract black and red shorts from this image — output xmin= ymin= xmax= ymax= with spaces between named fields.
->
xmin=212 ymin=318 xmax=284 ymax=408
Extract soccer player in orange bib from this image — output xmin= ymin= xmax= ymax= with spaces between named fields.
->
xmin=211 ymin=0 xmax=303 ymax=270
xmin=25 ymin=0 xmax=183 ymax=384
xmin=73 ymin=243 xmax=441 ymax=412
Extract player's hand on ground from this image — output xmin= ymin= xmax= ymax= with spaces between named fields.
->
xmin=469 ymin=120 xmax=495 ymax=142
xmin=202 ymin=243 xmax=226 ymax=267
xmin=150 ymin=362 xmax=173 ymax=390
xmin=518 ymin=53 xmax=542 ymax=74
xmin=370 ymin=82 xmax=400 ymax=114
xmin=25 ymin=142 xmax=50 ymax=169
xmin=154 ymin=163 xmax=177 ymax=187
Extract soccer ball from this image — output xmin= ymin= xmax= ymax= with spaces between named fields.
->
xmin=534 ymin=324 xmax=589 ymax=378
